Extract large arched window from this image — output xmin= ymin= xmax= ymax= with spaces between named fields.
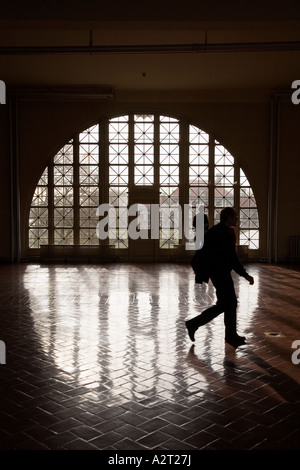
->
xmin=28 ymin=114 xmax=259 ymax=258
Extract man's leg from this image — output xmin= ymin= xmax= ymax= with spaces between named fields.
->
xmin=185 ymin=278 xmax=224 ymax=341
xmin=218 ymin=275 xmax=246 ymax=347
xmin=185 ymin=274 xmax=245 ymax=346
xmin=185 ymin=304 xmax=223 ymax=341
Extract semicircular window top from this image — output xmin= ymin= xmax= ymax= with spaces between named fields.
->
xmin=28 ymin=114 xmax=260 ymax=255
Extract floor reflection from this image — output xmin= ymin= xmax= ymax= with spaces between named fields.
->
xmin=23 ymin=263 xmax=259 ymax=403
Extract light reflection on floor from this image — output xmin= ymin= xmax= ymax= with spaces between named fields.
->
xmin=24 ymin=263 xmax=258 ymax=399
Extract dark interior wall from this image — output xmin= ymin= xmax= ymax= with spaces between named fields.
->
xmin=0 ymin=106 xmax=12 ymax=261
xmin=277 ymin=100 xmax=300 ymax=260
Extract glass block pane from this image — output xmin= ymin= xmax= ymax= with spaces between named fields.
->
xmin=160 ymin=144 xmax=179 ymax=165
xmin=29 ymin=228 xmax=48 ymax=248
xmin=80 ymin=207 xmax=98 ymax=228
xmin=79 ymin=186 xmax=99 ymax=206
xmin=189 ymin=186 xmax=209 ymax=207
xmin=215 ymin=145 xmax=234 ymax=166
xmin=29 ymin=207 xmax=48 ymax=227
xmin=79 ymin=165 xmax=99 ymax=185
xmin=53 ymin=165 xmax=73 ymax=186
xmin=159 ymin=165 xmax=179 ymax=185
xmin=31 ymin=186 xmax=48 ymax=206
xmin=109 ymin=165 xmax=129 ymax=185
xmin=189 ymin=144 xmax=209 ymax=165
xmin=53 ymin=143 xmax=73 ymax=165
xmin=109 ymin=122 xmax=129 ymax=142
xmin=240 ymin=230 xmax=260 ymax=249
xmin=79 ymin=124 xmax=99 ymax=143
xmin=134 ymin=121 xmax=154 ymax=143
xmin=134 ymin=144 xmax=154 ymax=165
xmin=160 ymin=229 xmax=180 ymax=248
xmin=54 ymin=207 xmax=73 ymax=227
xmin=215 ymin=166 xmax=234 ymax=186
xmin=240 ymin=188 xmax=257 ymax=207
xmin=189 ymin=125 xmax=209 ymax=144
xmin=160 ymin=121 xmax=180 ymax=143
xmin=109 ymin=144 xmax=129 ymax=164
xmin=79 ymin=143 xmax=99 ymax=164
xmin=54 ymin=229 xmax=73 ymax=245
xmin=160 ymin=187 xmax=179 ymax=206
xmin=53 ymin=186 xmax=73 ymax=206
xmin=79 ymin=228 xmax=99 ymax=245
xmin=189 ymin=166 xmax=209 ymax=185
xmin=214 ymin=187 xmax=234 ymax=207
xmin=239 ymin=208 xmax=259 ymax=229
xmin=134 ymin=166 xmax=154 ymax=185
xmin=109 ymin=187 xmax=128 ymax=207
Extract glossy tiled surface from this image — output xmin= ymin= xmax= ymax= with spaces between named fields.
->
xmin=0 ymin=262 xmax=299 ymax=450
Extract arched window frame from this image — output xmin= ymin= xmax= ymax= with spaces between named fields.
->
xmin=27 ymin=114 xmax=260 ymax=254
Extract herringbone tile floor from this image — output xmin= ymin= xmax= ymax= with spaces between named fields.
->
xmin=0 ymin=262 xmax=299 ymax=450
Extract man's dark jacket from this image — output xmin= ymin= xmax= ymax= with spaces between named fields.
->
xmin=191 ymin=222 xmax=248 ymax=284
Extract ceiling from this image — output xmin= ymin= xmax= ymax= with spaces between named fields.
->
xmin=1 ymin=1 xmax=300 ymax=99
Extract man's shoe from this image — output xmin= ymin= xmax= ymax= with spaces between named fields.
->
xmin=225 ymin=334 xmax=246 ymax=348
xmin=185 ymin=320 xmax=196 ymax=342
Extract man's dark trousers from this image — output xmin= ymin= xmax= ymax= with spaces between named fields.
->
xmin=191 ymin=273 xmax=238 ymax=338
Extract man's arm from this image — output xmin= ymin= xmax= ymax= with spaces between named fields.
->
xmin=245 ymin=274 xmax=254 ymax=285
xmin=229 ymin=239 xmax=254 ymax=285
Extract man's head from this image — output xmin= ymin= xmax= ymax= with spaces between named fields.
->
xmin=220 ymin=207 xmax=238 ymax=227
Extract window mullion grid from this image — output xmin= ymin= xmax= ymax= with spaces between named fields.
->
xmin=108 ymin=116 xmax=130 ymax=249
xmin=209 ymin=136 xmax=215 ymax=227
xmin=157 ymin=116 xmax=165 ymax=248
xmin=180 ymin=120 xmax=188 ymax=244
xmin=134 ymin=115 xmax=154 ymax=186
xmin=129 ymin=115 xmax=135 ymax=188
xmin=154 ymin=115 xmax=160 ymax=188
xmin=122 ymin=116 xmax=130 ymax=248
xmin=28 ymin=116 xmax=259 ymax=254
xmin=234 ymin=164 xmax=240 ymax=244
xmin=100 ymin=119 xmax=108 ymax=245
xmin=159 ymin=117 xmax=180 ymax=249
xmin=73 ymin=135 xmax=79 ymax=245
xmin=127 ymin=115 xmax=135 ymax=246
xmin=48 ymin=162 xmax=54 ymax=245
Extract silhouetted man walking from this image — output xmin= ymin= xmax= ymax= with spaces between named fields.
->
xmin=186 ymin=207 xmax=254 ymax=348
